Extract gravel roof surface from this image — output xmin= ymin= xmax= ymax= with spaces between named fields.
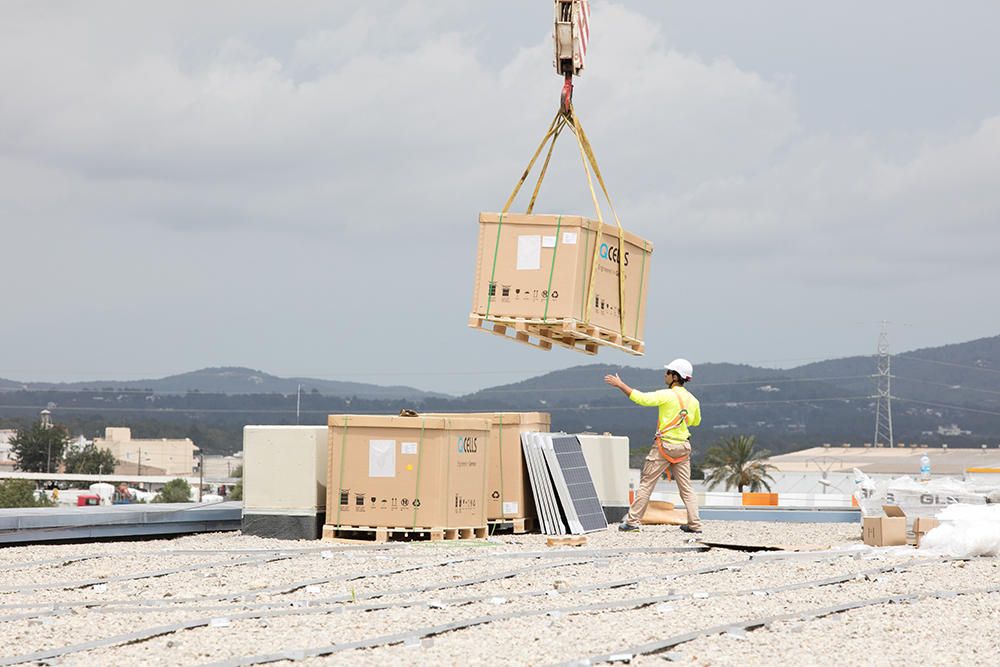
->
xmin=0 ymin=522 xmax=996 ymax=666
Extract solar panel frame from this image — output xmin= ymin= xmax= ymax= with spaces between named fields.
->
xmin=520 ymin=432 xmax=553 ymax=534
xmin=541 ymin=436 xmax=583 ymax=534
xmin=532 ymin=433 xmax=568 ymax=535
xmin=548 ymin=435 xmax=609 ymax=533
xmin=522 ymin=432 xmax=567 ymax=535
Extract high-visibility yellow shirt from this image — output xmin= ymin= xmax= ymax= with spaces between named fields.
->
xmin=629 ymin=386 xmax=701 ymax=444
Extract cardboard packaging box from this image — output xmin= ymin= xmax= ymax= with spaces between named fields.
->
xmin=425 ymin=412 xmax=550 ymax=522
xmin=471 ymin=212 xmax=654 ymax=347
xmin=325 ymin=415 xmax=491 ymax=531
xmin=914 ymin=517 xmax=941 ymax=548
xmin=863 ymin=510 xmax=907 ymax=547
xmin=242 ymin=426 xmax=328 ymax=540
xmin=863 ymin=505 xmax=941 ymax=547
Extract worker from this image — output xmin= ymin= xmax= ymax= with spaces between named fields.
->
xmin=604 ymin=358 xmax=703 ymax=533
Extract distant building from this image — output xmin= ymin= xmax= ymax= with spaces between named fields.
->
xmin=765 ymin=444 xmax=1000 ymax=494
xmin=0 ymin=429 xmax=16 ymax=471
xmin=201 ymin=453 xmax=243 ymax=480
xmin=95 ymin=427 xmax=198 ymax=477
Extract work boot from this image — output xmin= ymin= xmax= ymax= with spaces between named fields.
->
xmin=679 ymin=524 xmax=702 ymax=534
xmin=618 ymin=521 xmax=640 ymax=532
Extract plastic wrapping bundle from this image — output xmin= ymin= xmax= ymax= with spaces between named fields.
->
xmin=853 ymin=469 xmax=987 ymax=518
xmin=885 ymin=475 xmax=986 ymax=516
xmin=852 ymin=469 xmax=887 ymax=517
xmin=920 ymin=504 xmax=1000 ymax=557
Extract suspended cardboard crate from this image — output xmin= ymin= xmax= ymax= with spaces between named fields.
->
xmin=323 ymin=414 xmax=491 ymax=541
xmin=468 ymin=104 xmax=653 ymax=356
xmin=470 ymin=212 xmax=652 ymax=355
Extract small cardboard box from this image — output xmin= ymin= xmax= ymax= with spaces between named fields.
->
xmin=863 ymin=505 xmax=907 ymax=546
xmin=325 ymin=415 xmax=491 ymax=530
xmin=914 ymin=517 xmax=941 ymax=548
xmin=471 ymin=213 xmax=654 ymax=341
xmin=425 ymin=412 xmax=550 ymax=521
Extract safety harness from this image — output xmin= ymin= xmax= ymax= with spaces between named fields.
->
xmin=654 ymin=387 xmax=691 ymax=466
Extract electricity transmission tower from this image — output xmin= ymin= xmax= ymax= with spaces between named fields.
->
xmin=873 ymin=320 xmax=894 ymax=448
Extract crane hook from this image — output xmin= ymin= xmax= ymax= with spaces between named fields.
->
xmin=561 ymin=73 xmax=574 ymax=115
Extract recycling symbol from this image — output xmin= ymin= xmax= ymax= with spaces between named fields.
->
xmin=491 ymin=491 xmax=500 ymax=499
xmin=413 ymin=499 xmax=421 ymax=508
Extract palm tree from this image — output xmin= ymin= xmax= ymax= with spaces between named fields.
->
xmin=703 ymin=435 xmax=776 ymax=493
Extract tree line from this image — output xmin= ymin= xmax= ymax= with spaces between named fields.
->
xmin=6 ymin=422 xmax=117 ymax=474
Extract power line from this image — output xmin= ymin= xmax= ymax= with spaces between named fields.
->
xmin=0 ymin=374 xmax=877 ymax=398
xmin=700 ymin=396 xmax=872 ymax=408
xmin=893 ymin=397 xmax=1000 ymax=418
xmin=0 ymin=396 xmax=875 ymax=416
xmin=0 ymin=405 xmax=315 ymax=415
xmin=475 ymin=376 xmax=872 ymax=395
xmin=896 ymin=355 xmax=1000 ymax=375
xmin=894 ymin=376 xmax=1000 ymax=397
xmin=13 ymin=395 xmax=999 ymax=419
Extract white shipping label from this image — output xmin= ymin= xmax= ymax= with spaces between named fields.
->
xmin=401 ymin=441 xmax=418 ymax=455
xmin=542 ymin=235 xmax=557 ymax=248
xmin=516 ymin=235 xmax=542 ymax=270
xmin=368 ymin=440 xmax=396 ymax=477
xmin=562 ymin=232 xmax=578 ymax=245
xmin=502 ymin=501 xmax=519 ymax=514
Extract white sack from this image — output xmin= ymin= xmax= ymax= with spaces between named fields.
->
xmin=920 ymin=504 xmax=1000 ymax=558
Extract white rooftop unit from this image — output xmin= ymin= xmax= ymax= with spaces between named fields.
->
xmin=242 ymin=426 xmax=328 ymax=540
xmin=576 ymin=433 xmax=630 ymax=522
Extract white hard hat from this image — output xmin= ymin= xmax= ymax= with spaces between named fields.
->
xmin=664 ymin=358 xmax=694 ymax=380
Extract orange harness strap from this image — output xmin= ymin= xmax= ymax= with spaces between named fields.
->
xmin=655 ymin=387 xmax=691 ymax=468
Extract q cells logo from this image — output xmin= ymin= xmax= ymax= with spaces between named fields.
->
xmin=599 ymin=243 xmax=630 ymax=267
xmin=457 ymin=436 xmax=479 ymax=453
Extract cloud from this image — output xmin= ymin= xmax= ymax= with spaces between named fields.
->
xmin=0 ymin=2 xmax=801 ymax=237
xmin=652 ymin=115 xmax=1000 ymax=285
xmin=0 ymin=1 xmax=997 ymax=390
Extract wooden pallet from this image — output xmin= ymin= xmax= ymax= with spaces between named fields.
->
xmin=467 ymin=315 xmax=553 ymax=352
xmin=322 ymin=524 xmax=488 ymax=543
xmin=543 ymin=318 xmax=645 ymax=355
xmin=487 ymin=517 xmax=533 ymax=534
xmin=469 ymin=314 xmax=643 ymax=356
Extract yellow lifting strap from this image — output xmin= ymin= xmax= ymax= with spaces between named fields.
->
xmin=499 ymin=104 xmax=627 ymax=332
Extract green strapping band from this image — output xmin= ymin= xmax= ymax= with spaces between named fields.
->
xmin=579 ymin=225 xmax=592 ymax=320
xmin=484 ymin=213 xmax=505 ymax=320
xmin=479 ymin=418 xmax=490 ymax=527
xmin=496 ymin=415 xmax=504 ymax=518
xmin=634 ymin=241 xmax=648 ymax=339
xmin=333 ymin=416 xmax=349 ymax=529
xmin=410 ymin=417 xmax=426 ymax=530
xmin=444 ymin=421 xmax=454 ymax=528
xmin=542 ymin=217 xmax=562 ymax=322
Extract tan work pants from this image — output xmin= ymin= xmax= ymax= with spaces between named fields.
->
xmin=625 ymin=442 xmax=701 ymax=530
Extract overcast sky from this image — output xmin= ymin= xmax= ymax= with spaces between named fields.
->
xmin=2 ymin=1 xmax=998 ymax=394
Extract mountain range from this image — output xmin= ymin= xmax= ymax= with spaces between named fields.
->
xmin=0 ymin=367 xmax=445 ymax=400
xmin=2 ymin=334 xmax=998 ymax=460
